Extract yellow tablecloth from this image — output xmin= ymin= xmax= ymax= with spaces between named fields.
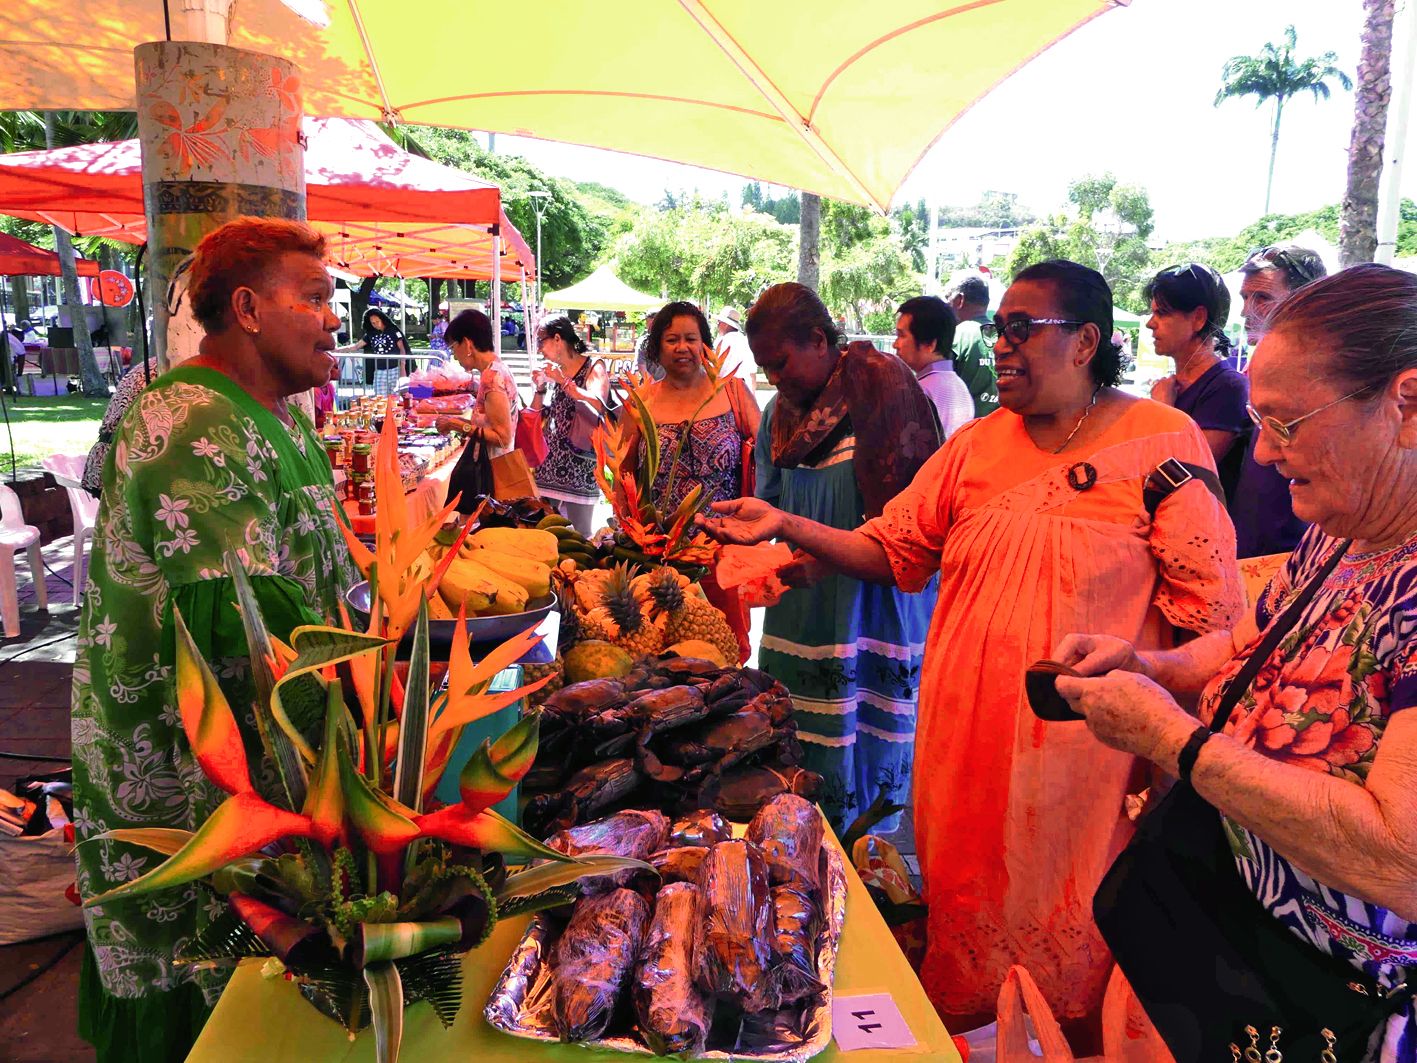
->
xmin=186 ymin=841 xmax=959 ymax=1062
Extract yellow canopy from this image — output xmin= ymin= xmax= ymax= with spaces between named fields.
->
xmin=542 ymin=264 xmax=661 ymax=313
xmin=0 ymin=0 xmax=1126 ymax=211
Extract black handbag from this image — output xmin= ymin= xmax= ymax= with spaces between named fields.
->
xmin=446 ymin=433 xmax=492 ymax=515
xmin=1095 ymin=538 xmax=1413 ymax=1061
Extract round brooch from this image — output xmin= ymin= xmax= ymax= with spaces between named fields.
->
xmin=1066 ymin=461 xmax=1098 ymax=492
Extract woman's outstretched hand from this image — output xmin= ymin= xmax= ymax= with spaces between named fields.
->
xmin=700 ymin=497 xmax=785 ymax=545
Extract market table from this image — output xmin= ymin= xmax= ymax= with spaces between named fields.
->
xmin=186 ymin=837 xmax=960 ymax=1062
xmin=340 ymin=447 xmax=463 ymax=535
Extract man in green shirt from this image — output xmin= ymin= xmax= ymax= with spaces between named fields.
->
xmin=944 ymin=272 xmax=998 ymax=417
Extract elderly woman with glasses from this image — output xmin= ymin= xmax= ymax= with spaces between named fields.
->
xmin=704 ymin=259 xmax=1242 ymax=1044
xmin=1054 ymin=264 xmax=1417 ymax=1060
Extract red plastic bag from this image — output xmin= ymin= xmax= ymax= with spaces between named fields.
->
xmin=516 ymin=407 xmax=550 ymax=467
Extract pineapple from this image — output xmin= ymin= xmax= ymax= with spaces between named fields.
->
xmin=663 ymin=593 xmax=740 ymax=666
xmin=521 ymin=657 xmax=564 ymax=707
xmin=644 ymin=566 xmax=689 ymax=624
xmin=586 ymin=563 xmax=663 ymax=659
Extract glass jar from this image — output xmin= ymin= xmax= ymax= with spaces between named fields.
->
xmin=350 ymin=443 xmax=373 ymax=474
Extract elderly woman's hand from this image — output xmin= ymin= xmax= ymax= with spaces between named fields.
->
xmin=1052 ymin=633 xmax=1151 ymax=678
xmin=700 ymin=497 xmax=785 ymax=545
xmin=1054 ymin=670 xmax=1197 ymax=763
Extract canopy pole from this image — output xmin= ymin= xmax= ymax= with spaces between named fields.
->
xmin=491 ymin=224 xmax=502 ymax=362
xmin=1377 ymin=0 xmax=1417 ymax=264
xmin=134 ymin=41 xmax=306 ymax=369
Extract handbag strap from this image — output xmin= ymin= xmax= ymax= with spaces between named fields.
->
xmin=724 ymin=377 xmax=756 ymax=443
xmin=1143 ymin=457 xmax=1225 ymax=515
xmin=1209 ymin=539 xmax=1351 ymax=732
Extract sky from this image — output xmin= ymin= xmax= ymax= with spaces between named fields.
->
xmin=485 ymin=0 xmax=1399 ymax=244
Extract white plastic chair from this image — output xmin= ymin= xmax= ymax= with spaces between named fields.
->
xmin=0 ymin=482 xmax=47 ymax=637
xmin=40 ymin=454 xmax=98 ymax=606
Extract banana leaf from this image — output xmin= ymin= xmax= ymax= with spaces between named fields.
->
xmin=364 ymin=962 xmax=404 ymax=1063
xmin=302 ymin=681 xmax=351 ymax=849
xmin=392 ymin=598 xmax=431 ymax=814
xmin=495 ymin=854 xmax=654 ymax=903
xmin=353 ymin=917 xmax=461 ymax=967
xmin=225 ymin=551 xmax=308 ymax=811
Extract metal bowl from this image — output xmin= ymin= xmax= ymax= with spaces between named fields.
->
xmin=345 ymin=582 xmax=557 ymax=656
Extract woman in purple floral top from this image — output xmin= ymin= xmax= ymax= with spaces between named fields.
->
xmin=1055 ymin=265 xmax=1417 ymax=1062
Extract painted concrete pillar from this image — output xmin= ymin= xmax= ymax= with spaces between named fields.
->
xmin=134 ymin=41 xmax=305 ymax=368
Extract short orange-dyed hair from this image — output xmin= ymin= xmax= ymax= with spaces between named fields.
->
xmin=187 ymin=217 xmax=327 ymax=334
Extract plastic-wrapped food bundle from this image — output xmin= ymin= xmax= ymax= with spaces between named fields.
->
xmin=551 ymin=888 xmax=650 ymax=1041
xmin=695 ymin=839 xmax=774 ymax=1013
xmin=634 ymin=882 xmax=714 ymax=1055
xmin=648 ymin=845 xmax=709 ymax=884
xmin=769 ymin=884 xmax=826 ymax=1005
xmin=746 ymin=793 xmax=824 ymax=893
xmin=546 ymin=808 xmax=668 ymax=892
xmin=669 ymin=809 xmax=733 ymax=847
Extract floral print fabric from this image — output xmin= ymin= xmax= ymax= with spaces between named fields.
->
xmin=71 ymin=365 xmax=357 ymax=1002
xmin=1199 ymin=529 xmax=1417 ymax=1061
xmin=651 ymin=410 xmax=745 ymax=514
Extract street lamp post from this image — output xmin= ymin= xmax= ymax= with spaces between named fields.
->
xmin=528 ymin=190 xmax=552 ymax=346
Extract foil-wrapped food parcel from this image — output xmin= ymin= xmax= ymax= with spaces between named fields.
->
xmin=487 ymin=793 xmax=844 ymax=1059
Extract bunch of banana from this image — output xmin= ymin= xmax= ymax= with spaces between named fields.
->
xmin=538 ymin=513 xmax=598 ymax=570
xmin=424 ymin=525 xmax=557 ymax=618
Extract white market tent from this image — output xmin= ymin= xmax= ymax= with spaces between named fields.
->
xmin=542 ymin=264 xmax=661 ymax=314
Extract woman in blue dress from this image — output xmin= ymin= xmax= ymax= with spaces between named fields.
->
xmin=722 ymin=282 xmax=941 ymax=830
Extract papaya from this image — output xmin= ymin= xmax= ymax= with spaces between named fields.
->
xmin=468 ymin=527 xmax=559 ymax=567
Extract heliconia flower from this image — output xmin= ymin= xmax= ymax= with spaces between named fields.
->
xmin=457 ymin=712 xmax=540 ymax=814
xmin=228 ymin=891 xmax=324 ymax=966
xmin=83 ymin=791 xmax=314 ymax=907
xmin=412 ymin=804 xmax=570 ymax=862
xmin=336 ymin=739 xmax=420 ymax=856
xmin=173 ymin=607 xmax=252 ymax=797
xmin=434 ymin=622 xmax=548 ymax=745
xmin=334 ymin=509 xmax=376 ymax=578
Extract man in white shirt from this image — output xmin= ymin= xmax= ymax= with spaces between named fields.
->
xmin=713 ymin=307 xmax=760 ymax=404
xmin=894 ymin=295 xmax=974 ymax=439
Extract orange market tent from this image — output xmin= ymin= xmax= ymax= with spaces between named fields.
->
xmin=0 ymin=0 xmax=1128 ymax=211
xmin=0 ymin=117 xmax=535 ymax=280
xmin=0 ymin=232 xmax=98 ymax=277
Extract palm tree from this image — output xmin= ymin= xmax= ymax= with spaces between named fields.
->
xmin=1339 ymin=0 xmax=1397 ymax=266
xmin=1215 ymin=25 xmax=1353 ymax=215
xmin=0 ymin=111 xmax=137 ymax=396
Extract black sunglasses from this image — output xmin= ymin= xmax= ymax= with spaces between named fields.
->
xmin=982 ymin=315 xmax=1087 ymax=346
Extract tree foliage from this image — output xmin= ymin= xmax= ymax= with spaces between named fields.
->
xmin=1006 ymin=174 xmax=1155 ymax=310
xmin=614 ymin=197 xmax=795 ymax=308
xmin=741 ymin=183 xmax=801 ymax=224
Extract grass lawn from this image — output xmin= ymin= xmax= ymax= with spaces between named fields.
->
xmin=0 ymin=396 xmax=107 ymax=473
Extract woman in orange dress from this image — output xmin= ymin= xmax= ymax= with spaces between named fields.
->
xmin=704 ymin=260 xmax=1242 ymax=1042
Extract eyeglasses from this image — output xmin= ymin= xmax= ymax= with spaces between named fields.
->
xmin=1245 ymin=384 xmax=1375 ymax=445
xmin=982 ymin=316 xmax=1087 ymax=346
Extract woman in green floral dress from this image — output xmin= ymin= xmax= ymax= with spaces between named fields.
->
xmin=71 ymin=219 xmax=358 ymax=1062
